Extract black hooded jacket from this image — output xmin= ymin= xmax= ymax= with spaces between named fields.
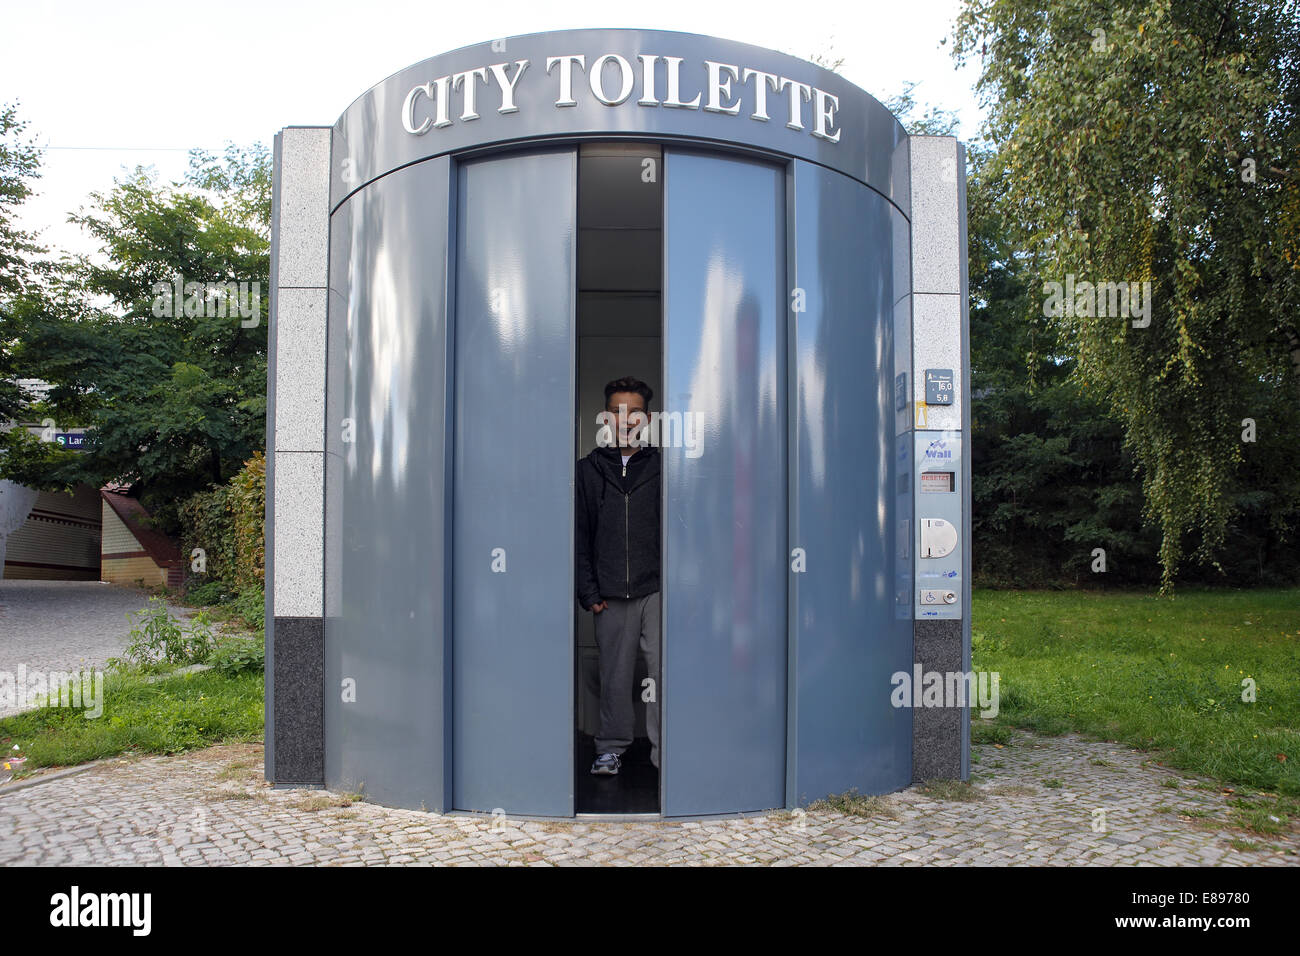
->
xmin=575 ymin=444 xmax=660 ymax=608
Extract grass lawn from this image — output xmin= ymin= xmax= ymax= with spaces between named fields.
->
xmin=973 ymin=588 xmax=1300 ymax=802
xmin=0 ymin=668 xmax=263 ymax=777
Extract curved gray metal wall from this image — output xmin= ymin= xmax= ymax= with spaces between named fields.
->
xmin=450 ymin=148 xmax=577 ymax=815
xmin=661 ymin=148 xmax=789 ymax=815
xmin=786 ymin=159 xmax=912 ymax=801
xmin=270 ymin=27 xmax=935 ymax=817
xmin=324 ymin=157 xmax=455 ymax=810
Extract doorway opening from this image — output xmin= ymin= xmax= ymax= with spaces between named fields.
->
xmin=574 ymin=141 xmax=664 ymax=814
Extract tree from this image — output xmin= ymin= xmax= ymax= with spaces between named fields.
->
xmin=0 ymin=102 xmax=49 ymax=424
xmin=966 ymin=144 xmax=1161 ymax=585
xmin=954 ymin=0 xmax=1300 ymax=588
xmin=0 ymin=143 xmax=272 ymax=532
xmin=883 ymin=81 xmax=963 ymax=136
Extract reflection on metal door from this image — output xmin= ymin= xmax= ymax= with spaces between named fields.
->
xmin=662 ymin=149 xmax=787 ymax=815
xmin=787 ymin=160 xmax=913 ymax=799
xmin=452 ymin=148 xmax=576 ymax=815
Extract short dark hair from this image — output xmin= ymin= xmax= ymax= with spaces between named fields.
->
xmin=604 ymin=376 xmax=653 ymax=413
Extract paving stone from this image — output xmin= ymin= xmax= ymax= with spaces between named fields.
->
xmin=2 ymin=720 xmax=1297 ymax=866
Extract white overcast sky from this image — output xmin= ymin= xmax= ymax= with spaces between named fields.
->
xmin=3 ymin=0 xmax=986 ymax=260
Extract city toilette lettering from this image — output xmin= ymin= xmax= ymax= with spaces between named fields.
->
xmin=402 ymin=53 xmax=841 ymax=143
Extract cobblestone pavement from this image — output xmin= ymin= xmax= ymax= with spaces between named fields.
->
xmin=0 ymin=581 xmax=192 ymax=717
xmin=1 ymin=730 xmax=1295 ymax=865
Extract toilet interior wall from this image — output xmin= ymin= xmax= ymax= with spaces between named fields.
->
xmin=575 ymin=142 xmax=663 ymax=804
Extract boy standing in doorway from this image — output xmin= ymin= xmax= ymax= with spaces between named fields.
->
xmin=576 ymin=376 xmax=661 ymax=775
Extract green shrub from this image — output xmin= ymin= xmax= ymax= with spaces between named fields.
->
xmin=177 ymin=452 xmax=265 ymax=595
xmin=178 ymin=485 xmax=237 ymax=587
xmin=229 ymin=451 xmax=266 ymax=591
xmin=111 ymin=598 xmax=218 ymax=673
xmin=209 ymin=633 xmax=265 ymax=676
xmin=230 ymin=585 xmax=265 ymax=633
xmin=185 ymin=579 xmax=234 ymax=606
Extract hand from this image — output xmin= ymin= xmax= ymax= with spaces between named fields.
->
xmin=589 ymin=600 xmax=608 ymax=613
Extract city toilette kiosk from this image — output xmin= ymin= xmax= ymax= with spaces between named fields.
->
xmin=265 ymin=27 xmax=971 ymax=818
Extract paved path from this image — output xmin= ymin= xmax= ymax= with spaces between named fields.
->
xmin=0 ymin=581 xmax=191 ymax=717
xmin=0 ymin=731 xmax=1294 ymax=865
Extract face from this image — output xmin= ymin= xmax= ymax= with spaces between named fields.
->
xmin=607 ymin=390 xmax=648 ymax=449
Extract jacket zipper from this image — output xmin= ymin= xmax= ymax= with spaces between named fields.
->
xmin=623 ymin=460 xmax=630 ymax=598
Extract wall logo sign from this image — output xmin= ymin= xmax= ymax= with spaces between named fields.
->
xmin=401 ymin=53 xmax=843 ymax=143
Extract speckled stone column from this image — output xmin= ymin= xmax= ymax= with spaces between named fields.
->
xmin=909 ymin=136 xmax=971 ymax=782
xmin=265 ymin=127 xmax=330 ymax=786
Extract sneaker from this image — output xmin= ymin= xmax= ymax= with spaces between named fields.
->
xmin=591 ymin=752 xmax=621 ymax=775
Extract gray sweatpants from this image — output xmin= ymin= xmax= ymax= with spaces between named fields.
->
xmin=593 ymin=590 xmax=661 ymax=768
